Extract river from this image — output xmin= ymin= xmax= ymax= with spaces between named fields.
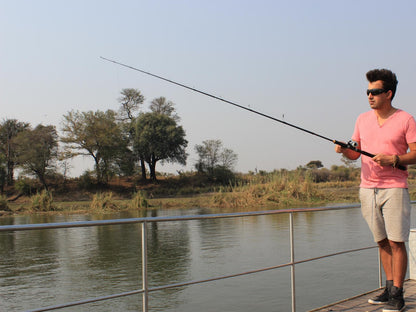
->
xmin=1 ymin=205 xmax=415 ymax=312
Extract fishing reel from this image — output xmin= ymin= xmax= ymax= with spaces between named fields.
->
xmin=334 ymin=139 xmax=359 ymax=152
xmin=347 ymin=140 xmax=358 ymax=149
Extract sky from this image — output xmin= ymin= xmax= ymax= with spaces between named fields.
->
xmin=1 ymin=0 xmax=416 ymax=177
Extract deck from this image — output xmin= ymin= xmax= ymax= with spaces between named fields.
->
xmin=310 ymin=280 xmax=416 ymax=311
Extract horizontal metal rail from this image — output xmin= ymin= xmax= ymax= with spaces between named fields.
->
xmin=0 ymin=204 xmax=361 ymax=232
xmin=3 ymin=202 xmax=412 ymax=312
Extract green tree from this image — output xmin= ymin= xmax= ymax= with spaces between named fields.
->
xmin=134 ymin=112 xmax=188 ymax=181
xmin=306 ymin=160 xmax=324 ymax=169
xmin=61 ymin=110 xmax=128 ymax=184
xmin=0 ymin=119 xmax=30 ymax=185
xmin=14 ymin=125 xmax=59 ymax=190
xmin=194 ymin=139 xmax=238 ymax=175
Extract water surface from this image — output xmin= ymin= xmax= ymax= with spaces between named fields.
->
xmin=1 ymin=206 xmax=414 ymax=311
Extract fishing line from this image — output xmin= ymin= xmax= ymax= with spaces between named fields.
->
xmin=100 ymin=56 xmax=406 ymax=171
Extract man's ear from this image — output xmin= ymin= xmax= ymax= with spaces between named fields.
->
xmin=386 ymin=90 xmax=393 ymax=100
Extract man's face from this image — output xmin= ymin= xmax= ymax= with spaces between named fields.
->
xmin=367 ymin=80 xmax=391 ymax=110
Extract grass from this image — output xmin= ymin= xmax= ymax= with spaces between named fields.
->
xmin=210 ymin=171 xmax=326 ymax=210
xmin=31 ymin=190 xmax=55 ymax=212
xmin=90 ymin=192 xmax=119 ymax=211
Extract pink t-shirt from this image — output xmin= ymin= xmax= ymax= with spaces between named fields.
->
xmin=352 ymin=109 xmax=416 ymax=188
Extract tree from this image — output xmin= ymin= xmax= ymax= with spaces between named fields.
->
xmin=219 ymin=148 xmax=238 ymax=170
xmin=341 ymin=154 xmax=357 ymax=168
xmin=149 ymin=97 xmax=179 ymax=121
xmin=134 ymin=112 xmax=188 ymax=181
xmin=194 ymin=139 xmax=238 ymax=175
xmin=14 ymin=125 xmax=59 ymax=190
xmin=118 ymin=88 xmax=145 ymax=121
xmin=118 ymin=88 xmax=146 ymax=179
xmin=195 ymin=139 xmax=222 ymax=175
xmin=57 ymin=149 xmax=74 ymax=184
xmin=306 ymin=160 xmax=324 ymax=169
xmin=61 ymin=110 xmax=128 ymax=184
xmin=0 ymin=154 xmax=6 ymax=193
xmin=0 ymin=119 xmax=30 ymax=185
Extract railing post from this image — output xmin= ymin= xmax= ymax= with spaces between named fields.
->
xmin=409 ymin=229 xmax=416 ymax=280
xmin=290 ymin=212 xmax=296 ymax=312
xmin=141 ymin=221 xmax=149 ymax=312
xmin=378 ymin=249 xmax=383 ymax=288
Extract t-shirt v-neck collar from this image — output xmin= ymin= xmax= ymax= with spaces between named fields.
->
xmin=374 ymin=108 xmax=399 ymax=127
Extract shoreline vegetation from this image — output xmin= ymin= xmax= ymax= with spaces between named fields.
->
xmin=1 ymin=168 xmax=416 ymax=217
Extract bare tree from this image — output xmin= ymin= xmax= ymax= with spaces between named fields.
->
xmin=194 ymin=139 xmax=238 ymax=175
xmin=149 ymin=97 xmax=179 ymax=121
xmin=118 ymin=88 xmax=145 ymax=121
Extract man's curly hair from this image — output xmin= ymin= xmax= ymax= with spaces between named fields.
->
xmin=366 ymin=69 xmax=398 ymax=100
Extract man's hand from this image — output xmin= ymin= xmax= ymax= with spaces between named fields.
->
xmin=335 ymin=144 xmax=344 ymax=154
xmin=372 ymin=154 xmax=395 ymax=167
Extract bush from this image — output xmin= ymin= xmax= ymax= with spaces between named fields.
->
xmin=309 ymin=168 xmax=330 ymax=183
xmin=78 ymin=171 xmax=95 ymax=189
xmin=212 ymin=166 xmax=236 ymax=184
xmin=90 ymin=192 xmax=118 ymax=211
xmin=31 ymin=190 xmax=54 ymax=211
xmin=15 ymin=178 xmax=36 ymax=196
xmin=128 ymin=191 xmax=149 ymax=209
xmin=0 ymin=194 xmax=9 ymax=211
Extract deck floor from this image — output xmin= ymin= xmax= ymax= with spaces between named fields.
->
xmin=309 ymin=280 xmax=416 ymax=311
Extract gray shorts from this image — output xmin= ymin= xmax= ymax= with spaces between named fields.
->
xmin=359 ymin=188 xmax=411 ymax=243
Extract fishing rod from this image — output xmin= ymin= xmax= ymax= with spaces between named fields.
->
xmin=100 ymin=56 xmax=406 ymax=171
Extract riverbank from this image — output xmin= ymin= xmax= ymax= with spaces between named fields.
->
xmin=2 ymin=173 xmax=416 ymax=216
xmin=1 ymin=182 xmax=360 ymax=216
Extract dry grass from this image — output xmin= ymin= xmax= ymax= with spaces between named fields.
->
xmin=90 ymin=192 xmax=119 ymax=211
xmin=210 ymin=171 xmax=327 ymax=209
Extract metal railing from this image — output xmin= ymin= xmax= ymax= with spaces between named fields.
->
xmin=0 ymin=203 xmax=383 ymax=312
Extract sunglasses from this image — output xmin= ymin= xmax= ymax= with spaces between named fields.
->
xmin=366 ymin=88 xmax=387 ymax=96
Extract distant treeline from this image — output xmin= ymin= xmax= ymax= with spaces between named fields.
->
xmin=0 ymin=89 xmax=238 ymax=193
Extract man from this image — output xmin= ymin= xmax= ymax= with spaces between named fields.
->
xmin=335 ymin=69 xmax=416 ymax=312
